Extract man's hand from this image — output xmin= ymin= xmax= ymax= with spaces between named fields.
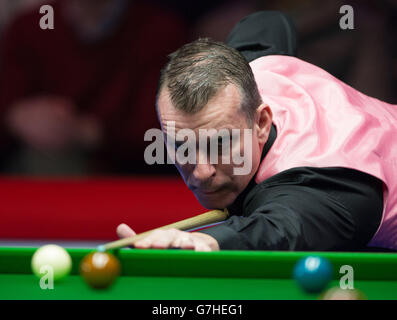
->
xmin=116 ymin=223 xmax=220 ymax=251
xmin=6 ymin=96 xmax=76 ymax=151
xmin=6 ymin=95 xmax=103 ymax=151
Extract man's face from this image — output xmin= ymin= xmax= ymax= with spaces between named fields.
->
xmin=158 ymin=84 xmax=270 ymax=209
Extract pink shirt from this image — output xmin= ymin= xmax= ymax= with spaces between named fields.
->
xmin=251 ymin=55 xmax=397 ymax=250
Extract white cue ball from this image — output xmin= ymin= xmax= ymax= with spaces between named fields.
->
xmin=31 ymin=244 xmax=72 ymax=281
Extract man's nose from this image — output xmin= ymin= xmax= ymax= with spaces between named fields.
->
xmin=192 ymin=162 xmax=216 ymax=182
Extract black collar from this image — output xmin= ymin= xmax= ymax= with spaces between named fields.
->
xmin=262 ymin=123 xmax=277 ymax=162
xmin=226 ymin=123 xmax=277 ymax=215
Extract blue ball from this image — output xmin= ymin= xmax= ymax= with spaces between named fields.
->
xmin=293 ymin=256 xmax=333 ymax=293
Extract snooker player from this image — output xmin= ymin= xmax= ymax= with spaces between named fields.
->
xmin=117 ymin=12 xmax=397 ymax=252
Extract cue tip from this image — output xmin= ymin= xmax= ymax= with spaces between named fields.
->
xmin=97 ymin=245 xmax=105 ymax=252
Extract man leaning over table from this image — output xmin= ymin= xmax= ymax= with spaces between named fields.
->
xmin=117 ymin=12 xmax=397 ymax=252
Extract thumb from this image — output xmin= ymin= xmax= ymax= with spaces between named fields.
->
xmin=116 ymin=223 xmax=136 ymax=238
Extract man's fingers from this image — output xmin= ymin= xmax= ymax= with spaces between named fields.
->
xmin=133 ymin=229 xmax=216 ymax=251
xmin=135 ymin=229 xmax=185 ymax=249
xmin=172 ymin=233 xmax=195 ymax=249
xmin=135 ymin=229 xmax=171 ymax=248
xmin=151 ymin=229 xmax=178 ymax=248
xmin=116 ymin=223 xmax=136 ymax=238
xmin=193 ymin=239 xmax=212 ymax=252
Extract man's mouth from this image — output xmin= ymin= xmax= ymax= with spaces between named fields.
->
xmin=199 ymin=188 xmax=221 ymax=195
xmin=190 ymin=185 xmax=224 ymax=195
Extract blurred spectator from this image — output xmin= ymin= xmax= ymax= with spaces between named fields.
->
xmin=1 ymin=0 xmax=395 ymax=175
xmin=0 ymin=0 xmax=44 ymax=36
xmin=0 ymin=0 xmax=186 ymax=175
xmin=192 ymin=0 xmax=396 ymax=104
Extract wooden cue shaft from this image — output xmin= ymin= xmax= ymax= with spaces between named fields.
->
xmin=101 ymin=209 xmax=229 ymax=251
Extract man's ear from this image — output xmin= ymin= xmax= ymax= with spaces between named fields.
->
xmin=255 ymin=104 xmax=272 ymax=144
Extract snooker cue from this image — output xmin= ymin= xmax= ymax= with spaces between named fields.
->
xmin=98 ymin=209 xmax=229 ymax=251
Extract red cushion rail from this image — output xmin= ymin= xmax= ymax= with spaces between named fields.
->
xmin=0 ymin=177 xmax=204 ymax=240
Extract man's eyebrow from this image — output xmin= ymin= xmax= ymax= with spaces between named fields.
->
xmin=174 ymin=140 xmax=185 ymax=147
xmin=208 ymin=128 xmax=234 ymax=138
xmin=200 ymin=127 xmax=234 ymax=134
xmin=166 ymin=127 xmax=237 ymax=143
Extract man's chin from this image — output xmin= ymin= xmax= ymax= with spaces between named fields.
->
xmin=195 ymin=193 xmax=236 ymax=210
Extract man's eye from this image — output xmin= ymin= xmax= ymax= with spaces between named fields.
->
xmin=174 ymin=141 xmax=183 ymax=150
xmin=218 ymin=137 xmax=223 ymax=145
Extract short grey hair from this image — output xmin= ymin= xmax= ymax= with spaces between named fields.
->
xmin=157 ymin=38 xmax=262 ymax=125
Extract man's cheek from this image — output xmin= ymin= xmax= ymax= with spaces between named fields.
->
xmin=232 ymin=129 xmax=253 ymax=176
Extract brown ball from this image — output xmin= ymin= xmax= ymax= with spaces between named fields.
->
xmin=80 ymin=252 xmax=121 ymax=289
xmin=319 ymin=287 xmax=367 ymax=300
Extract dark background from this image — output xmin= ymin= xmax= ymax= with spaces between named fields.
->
xmin=0 ymin=0 xmax=395 ymax=176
